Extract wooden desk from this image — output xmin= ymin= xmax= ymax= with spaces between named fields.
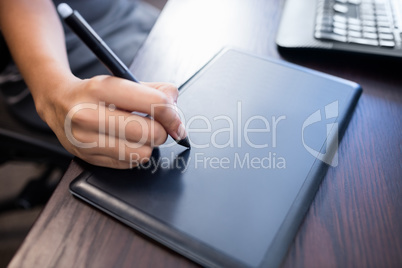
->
xmin=10 ymin=0 xmax=402 ymax=267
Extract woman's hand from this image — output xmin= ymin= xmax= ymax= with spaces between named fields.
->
xmin=0 ymin=0 xmax=186 ymax=168
xmin=36 ymin=75 xmax=185 ymax=169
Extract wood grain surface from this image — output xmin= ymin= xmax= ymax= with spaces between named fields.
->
xmin=9 ymin=0 xmax=402 ymax=267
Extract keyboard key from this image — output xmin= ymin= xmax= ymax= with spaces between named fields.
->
xmin=377 ymin=21 xmax=391 ymax=27
xmin=374 ymin=3 xmax=386 ymax=10
xmin=379 ymin=40 xmax=396 ymax=47
xmin=315 ymin=31 xmax=348 ymax=42
xmin=334 ymin=21 xmax=348 ymax=29
xmin=348 ymin=24 xmax=362 ymax=31
xmin=348 ymin=37 xmax=379 ymax=45
xmin=333 ymin=14 xmax=347 ymax=23
xmin=360 ymin=9 xmax=375 ymax=17
xmin=379 ymin=33 xmax=394 ymax=40
xmin=375 ymin=9 xmax=388 ymax=16
xmin=376 ymin=15 xmax=390 ymax=22
xmin=378 ymin=27 xmax=392 ymax=33
xmin=363 ymin=26 xmax=377 ymax=32
xmin=362 ymin=16 xmax=376 ymax=22
xmin=362 ymin=20 xmax=376 ymax=27
xmin=333 ymin=4 xmax=349 ymax=13
xmin=363 ymin=32 xmax=378 ymax=39
xmin=348 ymin=30 xmax=363 ymax=37
xmin=360 ymin=8 xmax=375 ymax=15
xmin=334 ymin=27 xmax=348 ymax=35
xmin=348 ymin=18 xmax=362 ymax=25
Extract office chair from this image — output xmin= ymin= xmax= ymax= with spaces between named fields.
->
xmin=0 ymin=35 xmax=73 ymax=212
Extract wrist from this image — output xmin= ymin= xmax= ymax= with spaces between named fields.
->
xmin=29 ymin=67 xmax=79 ymax=123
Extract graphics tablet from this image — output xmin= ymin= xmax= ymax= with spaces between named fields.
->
xmin=70 ymin=48 xmax=362 ymax=268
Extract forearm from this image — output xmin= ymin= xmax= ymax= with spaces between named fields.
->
xmin=0 ymin=0 xmax=187 ymax=169
xmin=0 ymin=0 xmax=75 ymax=108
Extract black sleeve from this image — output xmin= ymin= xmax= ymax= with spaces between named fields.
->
xmin=0 ymin=32 xmax=11 ymax=73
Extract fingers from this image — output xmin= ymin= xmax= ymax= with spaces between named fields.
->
xmin=56 ymin=76 xmax=186 ymax=169
xmin=67 ymin=103 xmax=168 ymax=147
xmin=84 ymin=76 xmax=186 ymax=141
xmin=76 ymin=136 xmax=154 ymax=169
xmin=142 ymin=82 xmax=179 ymax=104
xmin=61 ymin=124 xmax=156 ymax=169
xmin=66 ymin=130 xmax=156 ymax=169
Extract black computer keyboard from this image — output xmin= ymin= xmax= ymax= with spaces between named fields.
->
xmin=314 ymin=0 xmax=401 ymax=48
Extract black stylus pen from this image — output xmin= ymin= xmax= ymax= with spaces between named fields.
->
xmin=57 ymin=3 xmax=190 ymax=148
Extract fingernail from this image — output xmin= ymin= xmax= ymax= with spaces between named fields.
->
xmin=177 ymin=123 xmax=187 ymax=140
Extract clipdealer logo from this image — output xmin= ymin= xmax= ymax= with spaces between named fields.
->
xmin=302 ymin=101 xmax=339 ymax=167
xmin=64 ymin=100 xmax=340 ymax=170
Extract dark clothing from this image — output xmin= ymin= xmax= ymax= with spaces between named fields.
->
xmin=54 ymin=0 xmax=159 ymax=78
xmin=0 ymin=0 xmax=159 ymax=131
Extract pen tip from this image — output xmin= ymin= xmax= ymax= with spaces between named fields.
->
xmin=177 ymin=137 xmax=191 ymax=148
